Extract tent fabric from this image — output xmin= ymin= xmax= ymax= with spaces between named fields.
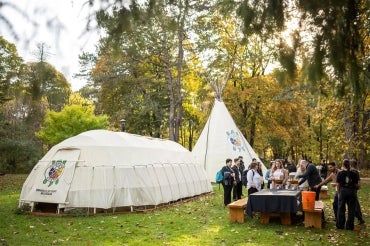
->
xmin=19 ymin=130 xmax=212 ymax=212
xmin=192 ymin=99 xmax=267 ymax=182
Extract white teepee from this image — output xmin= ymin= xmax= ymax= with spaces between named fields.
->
xmin=192 ymin=98 xmax=267 ymax=182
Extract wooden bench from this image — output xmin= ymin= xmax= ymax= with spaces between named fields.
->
xmin=227 ymin=198 xmax=248 ymax=223
xmin=319 ymin=186 xmax=329 ymax=199
xmin=303 ymin=200 xmax=325 ymax=229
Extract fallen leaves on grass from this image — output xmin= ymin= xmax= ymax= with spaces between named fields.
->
xmin=52 ymin=239 xmax=65 ymax=244
xmin=327 ymin=233 xmax=340 ymax=244
xmin=275 ymin=230 xmax=283 ymax=235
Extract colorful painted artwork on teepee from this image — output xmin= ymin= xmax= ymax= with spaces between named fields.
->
xmin=226 ymin=130 xmax=246 ymax=152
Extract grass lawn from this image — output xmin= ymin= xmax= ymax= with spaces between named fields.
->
xmin=0 ymin=174 xmax=369 ymax=246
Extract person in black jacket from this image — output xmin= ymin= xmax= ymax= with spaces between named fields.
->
xmin=298 ymin=160 xmax=326 ymax=223
xmin=298 ymin=160 xmax=322 ymax=200
xmin=256 ymin=162 xmax=264 ymax=189
xmin=232 ymin=158 xmax=243 ymax=201
xmin=320 ymin=159 xmax=328 ymax=179
xmin=287 ymin=161 xmax=297 ymax=173
xmin=238 ymin=156 xmax=245 ymax=173
xmin=336 ymin=159 xmax=360 ymax=230
xmin=220 ymin=158 xmax=235 ymax=206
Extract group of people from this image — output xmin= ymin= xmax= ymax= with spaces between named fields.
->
xmin=219 ymin=156 xmax=365 ymax=231
xmin=314 ymin=159 xmax=365 ymax=230
xmin=219 ymin=156 xmax=264 ymax=207
xmin=294 ymin=158 xmax=365 ymax=230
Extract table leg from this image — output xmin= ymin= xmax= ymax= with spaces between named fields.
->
xmin=280 ymin=213 xmax=291 ymax=225
xmin=259 ymin=212 xmax=292 ymax=225
xmin=260 ymin=213 xmax=270 ymax=224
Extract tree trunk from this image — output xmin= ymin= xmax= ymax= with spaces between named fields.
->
xmin=174 ymin=4 xmax=186 ymax=143
xmin=166 ymin=66 xmax=176 ymax=141
xmin=358 ymin=97 xmax=369 ymax=169
xmin=161 ymin=31 xmax=176 ymax=141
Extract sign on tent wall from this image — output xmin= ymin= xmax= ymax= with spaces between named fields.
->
xmin=22 ymin=149 xmax=80 ymax=204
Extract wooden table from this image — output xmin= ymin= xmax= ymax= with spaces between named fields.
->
xmin=246 ymin=189 xmax=302 ymax=225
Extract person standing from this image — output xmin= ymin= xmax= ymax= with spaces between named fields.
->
xmin=238 ymin=156 xmax=245 ymax=196
xmin=246 ymin=162 xmax=263 ymax=195
xmin=298 ymin=160 xmax=325 ymax=223
xmin=238 ymin=156 xmax=245 ymax=173
xmin=314 ymin=162 xmax=339 ymax=221
xmin=270 ymin=159 xmax=288 ymax=189
xmin=349 ymin=159 xmax=365 ymax=225
xmin=220 ymin=158 xmax=235 ymax=206
xmin=287 ymin=161 xmax=297 ymax=173
xmin=265 ymin=161 xmax=274 ymax=189
xmin=320 ymin=159 xmax=328 ymax=179
xmin=232 ymin=158 xmax=243 ymax=201
xmin=298 ymin=160 xmax=322 ymax=200
xmin=336 ymin=159 xmax=360 ymax=230
xmin=256 ymin=162 xmax=264 ymax=189
xmin=295 ymin=159 xmax=309 ymax=190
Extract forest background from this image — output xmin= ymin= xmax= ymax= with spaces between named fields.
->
xmin=0 ymin=0 xmax=369 ymax=174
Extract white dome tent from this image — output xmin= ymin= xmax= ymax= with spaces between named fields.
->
xmin=19 ymin=130 xmax=212 ymax=214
